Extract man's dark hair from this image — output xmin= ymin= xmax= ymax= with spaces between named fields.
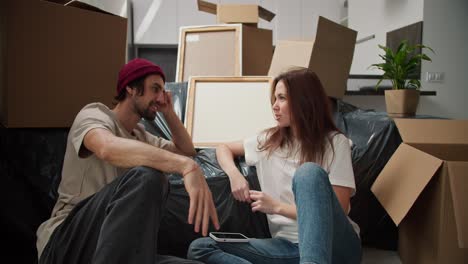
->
xmin=114 ymin=74 xmax=147 ymax=102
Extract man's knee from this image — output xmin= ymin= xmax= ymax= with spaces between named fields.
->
xmin=187 ymin=237 xmax=216 ymax=260
xmin=124 ymin=166 xmax=169 ymax=194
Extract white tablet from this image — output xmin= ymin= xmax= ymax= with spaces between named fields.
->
xmin=209 ymin=232 xmax=250 ymax=243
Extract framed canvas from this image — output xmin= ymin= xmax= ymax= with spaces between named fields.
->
xmin=176 ymin=24 xmax=273 ymax=82
xmin=185 ymin=76 xmax=275 ymax=148
xmin=176 ymin=25 xmax=241 ymax=82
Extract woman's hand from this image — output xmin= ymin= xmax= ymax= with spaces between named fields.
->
xmin=249 ymin=190 xmax=281 ymax=214
xmin=229 ymin=175 xmax=251 ymax=203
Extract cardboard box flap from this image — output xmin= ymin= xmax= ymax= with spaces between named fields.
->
xmin=394 ymin=119 xmax=468 ymax=145
xmin=268 ymin=40 xmax=314 ymax=77
xmin=409 ymin=144 xmax=468 ymax=161
xmin=197 ymin=0 xmax=275 ymax=22
xmin=371 ymin=143 xmax=443 ymax=225
xmin=258 ymin=6 xmax=275 ymax=22
xmin=45 ymin=0 xmax=70 ymax=4
xmin=197 ymin=0 xmax=216 ymax=15
xmin=309 ymin=16 xmax=357 ymax=99
xmin=447 ymin=162 xmax=468 ymax=248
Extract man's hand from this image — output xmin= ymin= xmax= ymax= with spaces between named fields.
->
xmin=183 ymin=165 xmax=220 ymax=236
xmin=229 ymin=175 xmax=251 ymax=203
xmin=249 ymin=190 xmax=281 ymax=214
xmin=157 ymin=90 xmax=174 ymax=115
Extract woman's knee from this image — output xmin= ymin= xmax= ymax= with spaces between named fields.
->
xmin=293 ymin=163 xmax=328 ymax=185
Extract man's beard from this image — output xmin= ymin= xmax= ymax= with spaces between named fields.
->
xmin=141 ymin=109 xmax=157 ymax=121
xmin=137 ymin=102 xmax=157 ymax=121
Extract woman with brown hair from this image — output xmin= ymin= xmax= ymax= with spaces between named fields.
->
xmin=188 ymin=68 xmax=361 ymax=264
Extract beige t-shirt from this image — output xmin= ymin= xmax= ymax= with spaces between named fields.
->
xmin=36 ymin=102 xmax=177 ymax=257
xmin=244 ymin=132 xmax=359 ymax=243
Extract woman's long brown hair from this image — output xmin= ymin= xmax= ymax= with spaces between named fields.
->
xmin=259 ymin=68 xmax=340 ymax=165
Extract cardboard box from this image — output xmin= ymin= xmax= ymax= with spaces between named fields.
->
xmin=0 ymin=0 xmax=127 ymax=128
xmin=176 ymin=24 xmax=273 ymax=82
xmin=371 ymin=119 xmax=468 ymax=264
xmin=197 ymin=0 xmax=275 ymax=26
xmin=268 ymin=16 xmax=357 ymax=99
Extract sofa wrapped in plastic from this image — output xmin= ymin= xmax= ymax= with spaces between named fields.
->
xmin=333 ymin=100 xmax=401 ymax=250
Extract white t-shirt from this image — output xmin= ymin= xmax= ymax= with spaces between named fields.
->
xmin=243 ymin=132 xmax=359 ymax=243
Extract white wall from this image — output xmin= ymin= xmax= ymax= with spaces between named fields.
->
xmin=348 ymin=0 xmax=424 ymax=75
xmin=132 ymin=0 xmax=346 ymax=44
xmin=417 ymin=0 xmax=468 ymax=119
xmin=345 ymin=0 xmax=468 ymax=119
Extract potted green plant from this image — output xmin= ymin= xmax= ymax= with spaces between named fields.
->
xmin=370 ymin=40 xmax=434 ymax=117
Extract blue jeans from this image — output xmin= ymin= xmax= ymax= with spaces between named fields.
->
xmin=187 ymin=163 xmax=361 ymax=264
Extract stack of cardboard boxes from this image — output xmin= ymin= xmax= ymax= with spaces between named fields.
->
xmin=176 ymin=0 xmax=275 ymax=82
xmin=177 ymin=0 xmax=357 ymax=100
xmin=177 ymin=1 xmax=357 ymax=146
xmin=0 ymin=0 xmax=357 ymax=127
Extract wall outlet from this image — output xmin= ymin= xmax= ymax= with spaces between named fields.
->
xmin=426 ymin=72 xmax=445 ymax=83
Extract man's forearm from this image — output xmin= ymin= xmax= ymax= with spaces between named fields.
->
xmin=163 ymin=110 xmax=196 ymax=156
xmin=97 ymin=133 xmax=194 ymax=174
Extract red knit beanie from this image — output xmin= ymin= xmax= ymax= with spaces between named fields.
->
xmin=117 ymin=58 xmax=166 ymax=94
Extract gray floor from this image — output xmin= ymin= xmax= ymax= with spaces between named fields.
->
xmin=361 ymin=247 xmax=401 ymax=264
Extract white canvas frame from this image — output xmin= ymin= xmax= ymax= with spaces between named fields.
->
xmin=185 ymin=76 xmax=275 ymax=148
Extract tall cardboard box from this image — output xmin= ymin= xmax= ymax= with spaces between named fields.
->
xmin=197 ymin=0 xmax=275 ymax=26
xmin=0 ymin=0 xmax=127 ymax=128
xmin=371 ymin=119 xmax=468 ymax=264
xmin=268 ymin=17 xmax=357 ymax=99
xmin=176 ymin=24 xmax=273 ymax=82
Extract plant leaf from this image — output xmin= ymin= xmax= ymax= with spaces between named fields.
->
xmin=375 ymin=78 xmax=384 ymax=90
xmin=369 ymin=40 xmax=435 ymax=90
xmin=407 ymin=79 xmax=421 ymax=89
